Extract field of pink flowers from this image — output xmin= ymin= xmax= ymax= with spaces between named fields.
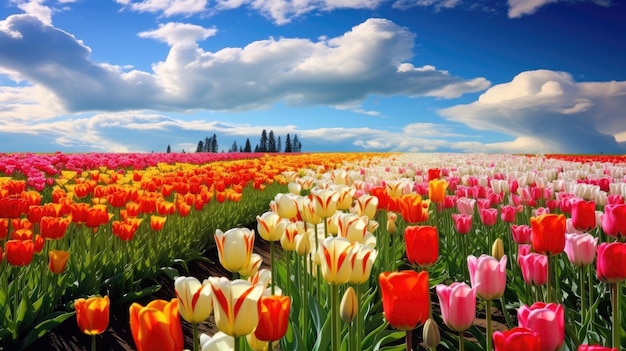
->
xmin=1 ymin=152 xmax=625 ymax=351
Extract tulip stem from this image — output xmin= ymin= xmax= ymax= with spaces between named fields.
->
xmin=579 ymin=266 xmax=586 ymax=325
xmin=234 ymin=336 xmax=241 ymax=351
xmin=331 ymin=283 xmax=340 ymax=351
xmin=485 ymin=299 xmax=493 ymax=351
xmin=270 ymin=240 xmax=275 ymax=295
xmin=405 ymin=329 xmax=412 ymax=351
xmin=91 ymin=334 xmax=96 ymax=351
xmin=192 ymin=322 xmax=199 ymax=351
xmin=547 ymin=255 xmax=554 ymax=303
xmin=459 ymin=330 xmax=465 ymax=351
xmin=611 ymin=282 xmax=621 ymax=349
xmin=499 ymin=296 xmax=514 ymax=330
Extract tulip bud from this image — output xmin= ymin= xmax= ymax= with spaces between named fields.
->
xmin=423 ymin=318 xmax=440 ymax=348
xmin=340 ymin=287 xmax=358 ymax=323
xmin=492 ymin=238 xmax=505 ymax=261
xmin=387 ymin=212 xmax=398 ymax=235
xmin=295 ymin=234 xmax=311 ymax=256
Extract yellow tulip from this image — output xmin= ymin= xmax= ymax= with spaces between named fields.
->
xmin=209 ymin=277 xmax=264 ymax=337
xmin=319 ymin=236 xmax=357 ymax=285
xmin=174 ymin=276 xmax=213 ymax=323
xmin=214 ymin=228 xmax=255 ymax=273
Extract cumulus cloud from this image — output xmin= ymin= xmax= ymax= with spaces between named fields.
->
xmin=439 ymin=69 xmax=626 ymax=154
xmin=0 ymin=16 xmax=490 ymax=114
xmin=117 ymin=0 xmax=209 ymax=17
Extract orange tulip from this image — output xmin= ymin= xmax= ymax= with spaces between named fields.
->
xmin=405 ymin=225 xmax=439 ymax=268
xmin=75 ymin=295 xmax=110 ymax=335
xmin=428 ymin=179 xmax=448 ymax=203
xmin=379 ymin=270 xmax=430 ymax=330
xmin=129 ymin=298 xmax=183 ymax=351
xmin=149 ymin=215 xmax=166 ymax=231
xmin=48 ymin=250 xmax=70 ymax=274
xmin=531 ymin=213 xmax=566 ymax=256
xmin=5 ymin=239 xmax=34 ymax=266
xmin=254 ymin=295 xmax=291 ymax=342
xmin=398 ymin=194 xmax=430 ymax=224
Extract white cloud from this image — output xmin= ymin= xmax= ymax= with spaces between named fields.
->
xmin=11 ymin=0 xmax=53 ymax=25
xmin=439 ymin=69 xmax=626 ymax=154
xmin=120 ymin=0 xmax=209 ymax=16
xmin=138 ymin=22 xmax=218 ymax=46
xmin=393 ymin=0 xmax=461 ymax=11
xmin=0 ymin=16 xmax=490 ymax=114
xmin=507 ymin=0 xmax=612 ymax=18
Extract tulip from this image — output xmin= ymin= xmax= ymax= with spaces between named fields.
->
xmin=571 ymin=199 xmax=597 ymax=232
xmin=428 ymin=179 xmax=448 ymax=203
xmin=479 ymin=208 xmax=498 ymax=227
xmin=423 ymin=319 xmax=441 ymax=349
xmin=405 ymin=225 xmax=438 ymax=269
xmin=319 ymin=236 xmax=357 ymax=285
xmin=379 ymin=270 xmax=430 ymax=330
xmin=596 ymin=242 xmax=626 ymax=283
xmin=40 ymin=216 xmax=71 ymax=240
xmin=354 ymin=194 xmax=378 ymax=220
xmin=518 ymin=302 xmax=564 ymax=351
xmin=337 ymin=213 xmax=368 ymax=243
xmin=238 ymin=253 xmax=263 ymax=278
xmin=386 ymin=211 xmax=398 ymax=235
xmin=199 ymin=332 xmax=233 ymax=351
xmin=256 ymin=212 xmax=288 ymax=242
xmin=209 ymin=277 xmax=264 ymax=337
xmin=500 ymin=205 xmax=517 ymax=223
xmin=348 ymin=243 xmax=378 ymax=284
xmin=398 ymin=193 xmax=430 ymax=224
xmin=214 ymin=228 xmax=255 ymax=274
xmin=75 ymin=295 xmax=110 ymax=336
xmin=436 ymin=282 xmax=476 ymax=332
xmin=279 ymin=222 xmax=298 ymax=251
xmin=273 ymin=193 xmax=298 ymax=219
xmin=311 ymin=188 xmax=339 ymax=218
xmin=518 ymin=253 xmax=548 ymax=286
xmin=564 ymin=233 xmax=597 ymax=267
xmin=530 ymin=213 xmax=566 ymax=256
xmin=254 ymin=295 xmax=291 ymax=342
xmin=467 ymin=254 xmax=507 ymax=301
xmin=452 ymin=213 xmax=472 ymax=235
xmin=578 ymin=345 xmax=618 ymax=351
xmin=601 ymin=203 xmax=626 ymax=238
xmin=174 ymin=276 xmax=213 ymax=323
xmin=335 ymin=185 xmax=356 ymax=211
xmin=48 ymin=250 xmax=70 ymax=274
xmin=246 ymin=333 xmax=269 ymax=351
xmin=340 ymin=287 xmax=358 ymax=323
xmin=129 ymin=298 xmax=184 ymax=351
xmin=493 ymin=327 xmax=541 ymax=351
xmin=5 ymin=239 xmax=34 ymax=266
xmin=511 ymin=224 xmax=532 ymax=244
xmin=492 ymin=238 xmax=505 ymax=261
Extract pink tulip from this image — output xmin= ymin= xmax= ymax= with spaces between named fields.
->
xmin=596 ymin=242 xmax=626 ymax=283
xmin=436 ymin=282 xmax=476 ymax=332
xmin=518 ymin=253 xmax=548 ymax=286
xmin=452 ymin=213 xmax=472 ymax=235
xmin=467 ymin=254 xmax=507 ymax=301
xmin=479 ymin=208 xmax=498 ymax=227
xmin=456 ymin=197 xmax=475 ymax=215
xmin=500 ymin=205 xmax=517 ymax=223
xmin=511 ymin=225 xmax=532 ymax=245
xmin=518 ymin=302 xmax=565 ymax=351
xmin=564 ymin=233 xmax=597 ymax=267
xmin=601 ymin=204 xmax=626 ymax=239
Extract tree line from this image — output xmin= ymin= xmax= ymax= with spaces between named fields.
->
xmin=185 ymin=129 xmax=302 ymax=153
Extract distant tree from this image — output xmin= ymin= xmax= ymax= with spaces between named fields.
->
xmin=292 ymin=134 xmax=301 ymax=152
xmin=254 ymin=145 xmax=259 ymax=152
xmin=277 ymin=136 xmax=282 ymax=153
xmin=244 ymin=138 xmax=252 ymax=152
xmin=239 ymin=146 xmax=243 ymax=152
xmin=268 ymin=130 xmax=276 ymax=152
xmin=230 ymin=140 xmax=238 ymax=153
xmin=259 ymin=129 xmax=268 ymax=152
xmin=284 ymin=134 xmax=292 ymax=152
xmin=204 ymin=136 xmax=211 ymax=152
xmin=210 ymin=134 xmax=218 ymax=153
xmin=166 ymin=145 xmax=171 ymax=153
xmin=196 ymin=140 xmax=204 ymax=153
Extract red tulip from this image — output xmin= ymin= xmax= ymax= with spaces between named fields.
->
xmin=405 ymin=225 xmax=438 ymax=268
xmin=601 ymin=204 xmax=626 ymax=239
xmin=40 ymin=216 xmax=71 ymax=240
xmin=479 ymin=208 xmax=498 ymax=227
xmin=500 ymin=205 xmax=517 ymax=223
xmin=254 ymin=295 xmax=291 ymax=342
xmin=379 ymin=270 xmax=430 ymax=330
xmin=570 ymin=199 xmax=596 ymax=232
xmin=452 ymin=213 xmax=472 ymax=235
xmin=5 ymin=239 xmax=34 ymax=266
xmin=596 ymin=242 xmax=626 ymax=283
xmin=493 ymin=327 xmax=541 ymax=351
xmin=530 ymin=213 xmax=566 ymax=256
xmin=578 ymin=345 xmax=618 ymax=351
xmin=129 ymin=298 xmax=183 ymax=351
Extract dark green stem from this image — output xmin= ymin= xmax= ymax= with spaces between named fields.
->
xmin=611 ymin=282 xmax=621 ymax=349
xmin=91 ymin=334 xmax=96 ymax=351
xmin=459 ymin=330 xmax=465 ymax=351
xmin=192 ymin=322 xmax=199 ymax=351
xmin=486 ymin=300 xmax=493 ymax=351
xmin=331 ymin=283 xmax=340 ymax=351
xmin=500 ymin=296 xmax=514 ymax=330
xmin=580 ymin=266 xmax=586 ymax=325
xmin=270 ymin=240 xmax=275 ymax=295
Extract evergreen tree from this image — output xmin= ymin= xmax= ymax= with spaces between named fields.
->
xmin=259 ymin=129 xmax=268 ymax=152
xmin=244 ymin=138 xmax=252 ymax=152
xmin=254 ymin=145 xmax=259 ymax=152
xmin=210 ymin=134 xmax=218 ymax=153
xmin=204 ymin=136 xmax=211 ymax=152
xmin=230 ymin=140 xmax=238 ymax=153
xmin=239 ymin=146 xmax=243 ymax=152
xmin=268 ymin=130 xmax=276 ymax=152
xmin=292 ymin=134 xmax=300 ymax=152
xmin=284 ymin=134 xmax=292 ymax=152
xmin=277 ymin=136 xmax=282 ymax=153
xmin=196 ymin=140 xmax=204 ymax=153
xmin=166 ymin=144 xmax=171 ymax=153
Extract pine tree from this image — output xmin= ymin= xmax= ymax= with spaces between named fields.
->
xmin=210 ymin=134 xmax=218 ymax=153
xmin=268 ymin=130 xmax=276 ymax=152
xmin=230 ymin=140 xmax=238 ymax=153
xmin=196 ymin=140 xmax=204 ymax=153
xmin=244 ymin=138 xmax=252 ymax=152
xmin=292 ymin=134 xmax=300 ymax=152
xmin=277 ymin=136 xmax=282 ymax=153
xmin=254 ymin=145 xmax=259 ymax=152
xmin=166 ymin=145 xmax=171 ymax=153
xmin=284 ymin=134 xmax=292 ymax=152
xmin=204 ymin=137 xmax=211 ymax=152
xmin=259 ymin=129 xmax=268 ymax=152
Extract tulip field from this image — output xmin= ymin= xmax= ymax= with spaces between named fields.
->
xmin=1 ymin=152 xmax=626 ymax=351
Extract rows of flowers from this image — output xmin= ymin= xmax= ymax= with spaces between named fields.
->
xmin=0 ymin=151 xmax=383 ymax=350
xmin=3 ymin=152 xmax=626 ymax=351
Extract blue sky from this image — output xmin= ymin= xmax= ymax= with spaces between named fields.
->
xmin=0 ymin=0 xmax=625 ymax=154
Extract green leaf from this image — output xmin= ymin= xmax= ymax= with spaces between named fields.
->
xmin=17 ymin=311 xmax=76 ymax=350
xmin=118 ymin=284 xmax=162 ymax=304
xmin=158 ymin=266 xmax=180 ymax=281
